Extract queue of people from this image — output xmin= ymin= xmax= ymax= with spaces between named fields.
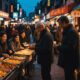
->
xmin=0 ymin=15 xmax=79 ymax=80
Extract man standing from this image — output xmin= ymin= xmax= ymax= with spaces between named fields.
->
xmin=57 ymin=16 xmax=79 ymax=80
xmin=35 ymin=22 xmax=53 ymax=80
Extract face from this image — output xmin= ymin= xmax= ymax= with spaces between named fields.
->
xmin=14 ymin=35 xmax=20 ymax=43
xmin=1 ymin=34 xmax=7 ymax=43
xmin=21 ymin=32 xmax=26 ymax=38
xmin=58 ymin=21 xmax=67 ymax=29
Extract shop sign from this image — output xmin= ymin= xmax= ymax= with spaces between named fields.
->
xmin=13 ymin=12 xmax=18 ymax=18
xmin=71 ymin=10 xmax=80 ymax=17
xmin=66 ymin=0 xmax=74 ymax=5
xmin=48 ymin=0 xmax=50 ymax=6
xmin=50 ymin=3 xmax=76 ymax=18
xmin=17 ymin=4 xmax=20 ymax=11
xmin=46 ymin=13 xmax=50 ymax=19
xmin=0 ymin=11 xmax=9 ymax=18
xmin=11 ymin=5 xmax=14 ymax=12
xmin=0 ymin=17 xmax=4 ymax=20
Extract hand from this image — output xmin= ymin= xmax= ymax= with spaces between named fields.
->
xmin=9 ymin=50 xmax=13 ymax=54
xmin=53 ymin=41 xmax=57 ymax=47
xmin=20 ymin=46 xmax=24 ymax=50
xmin=28 ymin=44 xmax=35 ymax=50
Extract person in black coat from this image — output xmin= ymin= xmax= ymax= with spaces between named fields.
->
xmin=57 ymin=16 xmax=79 ymax=80
xmin=35 ymin=22 xmax=53 ymax=80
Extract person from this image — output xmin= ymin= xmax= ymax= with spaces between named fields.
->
xmin=25 ymin=24 xmax=32 ymax=43
xmin=19 ymin=30 xmax=30 ymax=48
xmin=57 ymin=16 xmax=79 ymax=80
xmin=7 ymin=24 xmax=18 ymax=40
xmin=35 ymin=22 xmax=53 ymax=80
xmin=50 ymin=23 xmax=58 ymax=41
xmin=10 ymin=33 xmax=24 ymax=52
xmin=0 ymin=31 xmax=13 ymax=57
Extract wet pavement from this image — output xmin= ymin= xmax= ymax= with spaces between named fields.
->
xmin=30 ymin=55 xmax=65 ymax=80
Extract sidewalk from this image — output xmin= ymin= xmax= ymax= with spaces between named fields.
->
xmin=51 ymin=55 xmax=65 ymax=80
xmin=31 ymin=55 xmax=65 ymax=80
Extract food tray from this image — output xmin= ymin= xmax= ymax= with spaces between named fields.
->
xmin=0 ymin=70 xmax=7 ymax=79
xmin=3 ymin=58 xmax=22 ymax=65
xmin=15 ymin=49 xmax=34 ymax=56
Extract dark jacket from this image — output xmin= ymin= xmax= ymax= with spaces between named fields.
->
xmin=35 ymin=29 xmax=53 ymax=64
xmin=20 ymin=37 xmax=30 ymax=48
xmin=58 ymin=24 xmax=79 ymax=69
xmin=0 ymin=41 xmax=11 ymax=57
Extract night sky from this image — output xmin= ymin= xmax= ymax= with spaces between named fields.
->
xmin=18 ymin=0 xmax=41 ymax=16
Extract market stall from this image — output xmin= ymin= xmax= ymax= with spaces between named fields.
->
xmin=0 ymin=48 xmax=34 ymax=80
xmin=0 ymin=11 xmax=9 ymax=25
xmin=71 ymin=4 xmax=80 ymax=28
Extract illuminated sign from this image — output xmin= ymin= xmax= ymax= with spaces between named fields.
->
xmin=13 ymin=12 xmax=18 ymax=18
xmin=0 ymin=17 xmax=4 ymax=20
xmin=71 ymin=10 xmax=80 ymax=17
xmin=17 ymin=4 xmax=19 ymax=11
xmin=50 ymin=3 xmax=76 ymax=18
xmin=20 ymin=8 xmax=22 ymax=17
xmin=11 ymin=5 xmax=14 ymax=12
xmin=48 ymin=0 xmax=50 ymax=6
xmin=0 ymin=11 xmax=9 ymax=18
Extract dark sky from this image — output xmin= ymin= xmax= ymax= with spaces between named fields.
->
xmin=18 ymin=0 xmax=41 ymax=16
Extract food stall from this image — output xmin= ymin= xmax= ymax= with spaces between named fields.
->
xmin=0 ymin=48 xmax=35 ymax=80
xmin=0 ymin=11 xmax=9 ymax=25
xmin=71 ymin=4 xmax=80 ymax=28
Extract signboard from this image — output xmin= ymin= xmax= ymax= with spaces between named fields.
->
xmin=0 ymin=11 xmax=9 ymax=18
xmin=17 ymin=4 xmax=19 ymax=11
xmin=13 ymin=12 xmax=18 ymax=18
xmin=48 ymin=0 xmax=50 ymax=6
xmin=0 ymin=17 xmax=4 ymax=20
xmin=20 ymin=8 xmax=22 ymax=17
xmin=66 ymin=0 xmax=74 ymax=5
xmin=11 ymin=5 xmax=14 ymax=12
xmin=71 ymin=10 xmax=80 ymax=17
xmin=50 ymin=3 xmax=76 ymax=18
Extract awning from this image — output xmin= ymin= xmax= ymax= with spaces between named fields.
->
xmin=50 ymin=3 xmax=77 ymax=18
xmin=0 ymin=11 xmax=9 ymax=18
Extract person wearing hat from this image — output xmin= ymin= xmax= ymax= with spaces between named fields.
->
xmin=57 ymin=16 xmax=79 ymax=80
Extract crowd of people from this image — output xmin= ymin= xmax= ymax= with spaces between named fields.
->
xmin=0 ymin=16 xmax=79 ymax=80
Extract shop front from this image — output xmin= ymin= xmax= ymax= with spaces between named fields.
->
xmin=0 ymin=11 xmax=9 ymax=25
xmin=71 ymin=4 xmax=80 ymax=28
xmin=50 ymin=3 xmax=76 ymax=18
xmin=49 ymin=2 xmax=79 ymax=27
